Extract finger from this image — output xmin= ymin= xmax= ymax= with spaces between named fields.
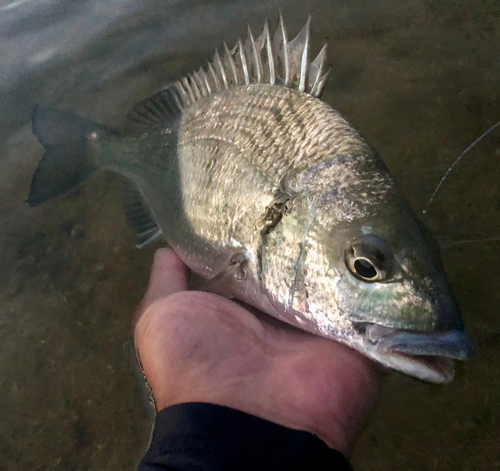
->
xmin=134 ymin=248 xmax=189 ymax=322
xmin=144 ymin=248 xmax=189 ymax=303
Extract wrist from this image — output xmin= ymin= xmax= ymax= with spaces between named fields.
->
xmin=143 ymin=403 xmax=354 ymax=470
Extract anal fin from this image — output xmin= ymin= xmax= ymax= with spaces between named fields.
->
xmin=135 ymin=226 xmax=163 ymax=249
xmin=119 ymin=177 xmax=163 ymax=249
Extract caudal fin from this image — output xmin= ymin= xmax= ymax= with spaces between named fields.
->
xmin=28 ymin=106 xmax=111 ymax=207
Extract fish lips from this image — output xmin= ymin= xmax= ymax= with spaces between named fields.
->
xmin=365 ymin=323 xmax=475 ymax=359
xmin=358 ymin=323 xmax=474 ymax=383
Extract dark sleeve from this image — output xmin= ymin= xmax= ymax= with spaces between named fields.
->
xmin=138 ymin=402 xmax=352 ymax=471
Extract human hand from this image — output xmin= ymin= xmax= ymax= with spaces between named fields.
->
xmin=133 ymin=248 xmax=382 ymax=456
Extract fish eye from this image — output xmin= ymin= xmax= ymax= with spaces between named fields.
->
xmin=345 ymin=235 xmax=393 ymax=282
xmin=353 ymin=258 xmax=378 ymax=280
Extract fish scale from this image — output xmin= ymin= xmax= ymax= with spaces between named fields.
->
xmin=179 ymin=85 xmax=368 ymax=185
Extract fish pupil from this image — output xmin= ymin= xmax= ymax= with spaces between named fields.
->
xmin=354 ymin=259 xmax=377 ymax=279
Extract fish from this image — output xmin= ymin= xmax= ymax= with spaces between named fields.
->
xmin=28 ymin=15 xmax=474 ymax=383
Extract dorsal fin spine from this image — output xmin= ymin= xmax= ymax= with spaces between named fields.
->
xmin=208 ymin=62 xmax=221 ymax=92
xmin=223 ymin=42 xmax=239 ymax=85
xmin=263 ymin=22 xmax=275 ymax=85
xmin=237 ymin=39 xmax=250 ymax=85
xmin=170 ymin=88 xmax=184 ymax=110
xmin=214 ymin=50 xmax=228 ymax=89
xmin=199 ymin=67 xmax=211 ymax=94
xmin=309 ymin=43 xmax=326 ymax=96
xmin=193 ymin=70 xmax=206 ymax=97
xmin=180 ymin=77 xmax=195 ymax=103
xmin=189 ymin=74 xmax=202 ymax=100
xmin=318 ymin=69 xmax=330 ymax=97
xmin=186 ymin=76 xmax=198 ymax=101
xmin=298 ymin=16 xmax=311 ymax=92
xmin=254 ymin=43 xmax=263 ymax=83
xmin=277 ymin=14 xmax=290 ymax=86
xmin=247 ymin=26 xmax=263 ymax=83
xmin=175 ymin=80 xmax=189 ymax=106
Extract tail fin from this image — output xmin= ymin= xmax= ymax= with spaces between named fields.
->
xmin=28 ymin=106 xmax=111 ymax=207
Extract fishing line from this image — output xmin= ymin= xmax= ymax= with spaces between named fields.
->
xmin=423 ymin=120 xmax=500 ymax=214
xmin=438 ymin=236 xmax=500 ymax=247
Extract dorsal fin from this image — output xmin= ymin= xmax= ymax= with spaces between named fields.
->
xmin=126 ymin=16 xmax=329 ymax=131
xmin=126 ymin=85 xmax=183 ymax=132
xmin=200 ymin=15 xmax=329 ymax=97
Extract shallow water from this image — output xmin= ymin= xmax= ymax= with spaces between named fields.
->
xmin=1 ymin=0 xmax=499 ymax=469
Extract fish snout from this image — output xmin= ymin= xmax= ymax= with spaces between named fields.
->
xmin=364 ymin=323 xmax=475 ymax=360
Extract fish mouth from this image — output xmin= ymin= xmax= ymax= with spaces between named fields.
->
xmin=361 ymin=323 xmax=474 ymax=383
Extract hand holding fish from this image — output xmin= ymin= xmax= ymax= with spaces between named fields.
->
xmin=134 ymin=249 xmax=382 ymax=457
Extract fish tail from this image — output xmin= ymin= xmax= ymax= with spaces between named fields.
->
xmin=28 ymin=106 xmax=111 ymax=207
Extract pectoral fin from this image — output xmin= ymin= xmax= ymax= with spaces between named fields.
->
xmin=190 ymin=250 xmax=250 ymax=295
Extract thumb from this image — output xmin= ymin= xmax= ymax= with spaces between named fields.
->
xmin=133 ymin=248 xmax=189 ymax=326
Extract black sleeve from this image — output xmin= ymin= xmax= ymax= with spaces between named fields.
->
xmin=138 ymin=402 xmax=352 ymax=471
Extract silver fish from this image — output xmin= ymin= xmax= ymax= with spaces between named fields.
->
xmin=28 ymin=16 xmax=473 ymax=383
